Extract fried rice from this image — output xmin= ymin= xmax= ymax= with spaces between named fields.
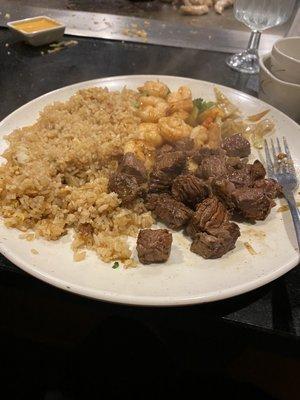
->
xmin=0 ymin=87 xmax=154 ymax=264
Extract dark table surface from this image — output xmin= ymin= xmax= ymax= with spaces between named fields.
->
xmin=0 ymin=28 xmax=299 ymax=342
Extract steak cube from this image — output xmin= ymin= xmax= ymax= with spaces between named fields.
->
xmin=146 ymin=193 xmax=193 ymax=230
xmin=155 ymin=151 xmax=187 ymax=176
xmin=172 ymin=174 xmax=209 ymax=208
xmin=250 ymin=160 xmax=266 ymax=181
xmin=227 ymin=165 xmax=253 ymax=188
xmin=221 ymin=134 xmax=251 ymax=158
xmin=192 ymin=147 xmax=226 ymax=164
xmin=149 ymin=151 xmax=187 ymax=193
xmin=190 ymin=222 xmax=240 ymax=259
xmin=137 ymin=229 xmax=172 ymax=264
xmin=253 ymin=178 xmax=282 ymax=199
xmin=186 ymin=196 xmax=230 ymax=239
xmin=108 ymin=172 xmax=140 ymax=203
xmin=232 ymin=187 xmax=275 ymax=221
xmin=118 ymin=152 xmax=147 ymax=183
xmin=196 ymin=155 xmax=228 ymax=180
xmin=211 ymin=179 xmax=236 ymax=210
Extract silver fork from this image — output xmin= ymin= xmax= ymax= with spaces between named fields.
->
xmin=264 ymin=137 xmax=300 ymax=250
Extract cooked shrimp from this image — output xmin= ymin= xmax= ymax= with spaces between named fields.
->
xmin=138 ymin=96 xmax=169 ymax=123
xmin=124 ymin=139 xmax=155 ymax=169
xmin=191 ymin=125 xmax=208 ymax=148
xmin=180 ymin=4 xmax=209 ymax=15
xmin=169 ymin=109 xmax=190 ymax=121
xmin=167 ymin=86 xmax=193 ymax=113
xmin=214 ymin=0 xmax=234 ymax=14
xmin=138 ymin=123 xmax=163 ymax=148
xmin=138 ymin=81 xmax=170 ymax=99
xmin=158 ymin=116 xmax=192 ymax=143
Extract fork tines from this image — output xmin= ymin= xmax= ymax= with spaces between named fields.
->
xmin=264 ymin=136 xmax=296 ymax=175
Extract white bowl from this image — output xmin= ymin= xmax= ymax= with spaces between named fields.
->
xmin=259 ymin=53 xmax=300 ymax=121
xmin=7 ymin=16 xmax=65 ymax=46
xmin=270 ymin=37 xmax=300 ymax=85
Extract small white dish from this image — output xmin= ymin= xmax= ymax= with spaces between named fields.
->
xmin=7 ymin=16 xmax=65 ymax=46
xmin=259 ymin=53 xmax=300 ymax=121
xmin=270 ymin=37 xmax=300 ymax=85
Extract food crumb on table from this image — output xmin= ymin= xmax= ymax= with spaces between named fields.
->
xmin=31 ymin=249 xmax=39 ymax=255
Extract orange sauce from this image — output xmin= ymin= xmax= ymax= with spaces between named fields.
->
xmin=12 ymin=18 xmax=60 ymax=33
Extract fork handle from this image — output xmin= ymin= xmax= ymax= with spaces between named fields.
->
xmin=283 ymin=190 xmax=300 ymax=250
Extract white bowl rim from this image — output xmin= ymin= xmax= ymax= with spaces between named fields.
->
xmin=272 ymin=36 xmax=300 ymax=65
xmin=260 ymin=53 xmax=300 ymax=88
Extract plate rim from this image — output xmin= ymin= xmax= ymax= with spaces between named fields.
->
xmin=0 ymin=74 xmax=299 ymax=307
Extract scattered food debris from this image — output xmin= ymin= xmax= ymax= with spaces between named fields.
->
xmin=19 ymin=233 xmax=35 ymax=241
xmin=31 ymin=249 xmax=39 ymax=255
xmin=277 ymin=152 xmax=287 ymax=160
xmin=4 ymin=13 xmax=11 ymax=19
xmin=73 ymin=251 xmax=86 ymax=262
xmin=5 ymin=43 xmax=9 ymax=47
xmin=277 ymin=202 xmax=300 ymax=212
xmin=122 ymin=26 xmax=148 ymax=41
xmin=7 ymin=51 xmax=10 ymax=55
xmin=112 ymin=261 xmax=119 ymax=269
xmin=124 ymin=259 xmax=137 ymax=268
xmin=243 ymin=242 xmax=257 ymax=255
xmin=47 ymin=40 xmax=78 ymax=54
xmin=243 ymin=229 xmax=266 ymax=239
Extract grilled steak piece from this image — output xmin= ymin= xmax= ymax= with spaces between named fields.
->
xmin=227 ymin=160 xmax=265 ymax=189
xmin=196 ymin=155 xmax=228 ymax=180
xmin=172 ymin=174 xmax=209 ymax=208
xmin=250 ymin=160 xmax=266 ymax=181
xmin=155 ymin=144 xmax=174 ymax=159
xmin=192 ymin=147 xmax=226 ymax=164
xmin=221 ymin=134 xmax=251 ymax=158
xmin=146 ymin=193 xmax=193 ymax=230
xmin=156 ymin=139 xmax=194 ymax=159
xmin=190 ymin=222 xmax=240 ymax=259
xmin=227 ymin=165 xmax=253 ymax=188
xmin=156 ymin=151 xmax=187 ymax=175
xmin=108 ymin=172 xmax=140 ymax=203
xmin=173 ymin=137 xmax=195 ymax=154
xmin=226 ymin=156 xmax=248 ymax=169
xmin=149 ymin=170 xmax=172 ymax=193
xmin=253 ymin=178 xmax=282 ymax=199
xmin=137 ymin=229 xmax=172 ymax=264
xmin=149 ymin=151 xmax=187 ymax=193
xmin=186 ymin=196 xmax=230 ymax=239
xmin=232 ymin=187 xmax=275 ymax=220
xmin=211 ymin=179 xmax=236 ymax=210
xmin=118 ymin=152 xmax=147 ymax=183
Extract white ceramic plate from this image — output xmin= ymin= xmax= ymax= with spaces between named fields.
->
xmin=0 ymin=75 xmax=299 ymax=306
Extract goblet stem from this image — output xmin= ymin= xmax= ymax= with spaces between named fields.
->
xmin=247 ymin=30 xmax=261 ymax=52
xmin=226 ymin=30 xmax=262 ymax=74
